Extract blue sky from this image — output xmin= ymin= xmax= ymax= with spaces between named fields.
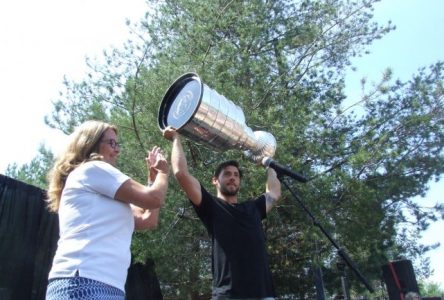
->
xmin=1 ymin=0 xmax=443 ymax=289
xmin=346 ymin=0 xmax=444 ymax=288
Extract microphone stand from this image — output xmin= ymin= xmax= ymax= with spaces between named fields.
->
xmin=275 ymin=167 xmax=374 ymax=294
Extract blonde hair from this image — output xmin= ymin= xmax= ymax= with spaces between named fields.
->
xmin=46 ymin=120 xmax=117 ymax=212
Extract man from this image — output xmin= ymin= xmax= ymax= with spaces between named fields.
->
xmin=163 ymin=127 xmax=281 ymax=300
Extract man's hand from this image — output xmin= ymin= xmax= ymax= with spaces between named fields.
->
xmin=162 ymin=126 xmax=178 ymax=141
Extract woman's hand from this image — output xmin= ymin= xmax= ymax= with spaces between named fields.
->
xmin=145 ymin=146 xmax=161 ymax=183
xmin=147 ymin=146 xmax=169 ymax=178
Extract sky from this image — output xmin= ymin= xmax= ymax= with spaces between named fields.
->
xmin=343 ymin=0 xmax=444 ymax=288
xmin=1 ymin=0 xmax=443 ymax=290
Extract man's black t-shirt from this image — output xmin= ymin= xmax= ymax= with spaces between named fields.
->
xmin=191 ymin=184 xmax=275 ymax=299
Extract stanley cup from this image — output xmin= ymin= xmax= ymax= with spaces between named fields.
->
xmin=158 ymin=73 xmax=276 ymax=162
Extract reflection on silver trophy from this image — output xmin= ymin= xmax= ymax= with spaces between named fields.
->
xmin=158 ymin=73 xmax=276 ymax=162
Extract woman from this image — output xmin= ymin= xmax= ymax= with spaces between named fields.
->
xmin=45 ymin=120 xmax=169 ymax=300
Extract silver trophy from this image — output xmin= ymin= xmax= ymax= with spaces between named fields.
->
xmin=158 ymin=72 xmax=276 ymax=162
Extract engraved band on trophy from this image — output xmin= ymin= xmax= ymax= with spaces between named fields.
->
xmin=158 ymin=72 xmax=276 ymax=162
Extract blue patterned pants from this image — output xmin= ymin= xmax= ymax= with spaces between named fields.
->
xmin=46 ymin=276 xmax=125 ymax=300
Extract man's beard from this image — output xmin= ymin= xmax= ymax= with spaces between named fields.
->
xmin=220 ymin=183 xmax=239 ymax=196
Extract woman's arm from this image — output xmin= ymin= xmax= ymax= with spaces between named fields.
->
xmin=115 ymin=146 xmax=169 ymax=210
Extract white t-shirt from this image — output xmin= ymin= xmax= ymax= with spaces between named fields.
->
xmin=48 ymin=160 xmax=133 ymax=291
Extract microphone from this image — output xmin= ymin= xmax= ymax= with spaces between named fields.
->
xmin=262 ymin=157 xmax=308 ymax=183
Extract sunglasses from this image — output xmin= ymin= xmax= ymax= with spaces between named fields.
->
xmin=101 ymin=139 xmax=122 ymax=149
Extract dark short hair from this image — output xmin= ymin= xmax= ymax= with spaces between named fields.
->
xmin=214 ymin=160 xmax=243 ymax=178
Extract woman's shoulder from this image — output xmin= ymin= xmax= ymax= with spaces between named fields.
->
xmin=74 ymin=160 xmax=115 ymax=174
xmin=70 ymin=160 xmax=128 ymax=184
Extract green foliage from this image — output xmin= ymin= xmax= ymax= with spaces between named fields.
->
xmin=4 ymin=144 xmax=54 ymax=189
xmin=419 ymin=280 xmax=444 ymax=298
xmin=12 ymin=0 xmax=444 ymax=298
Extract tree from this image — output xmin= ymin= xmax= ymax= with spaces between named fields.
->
xmin=419 ymin=280 xmax=444 ymax=299
xmin=4 ymin=144 xmax=54 ymax=189
xmin=16 ymin=0 xmax=444 ymax=298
